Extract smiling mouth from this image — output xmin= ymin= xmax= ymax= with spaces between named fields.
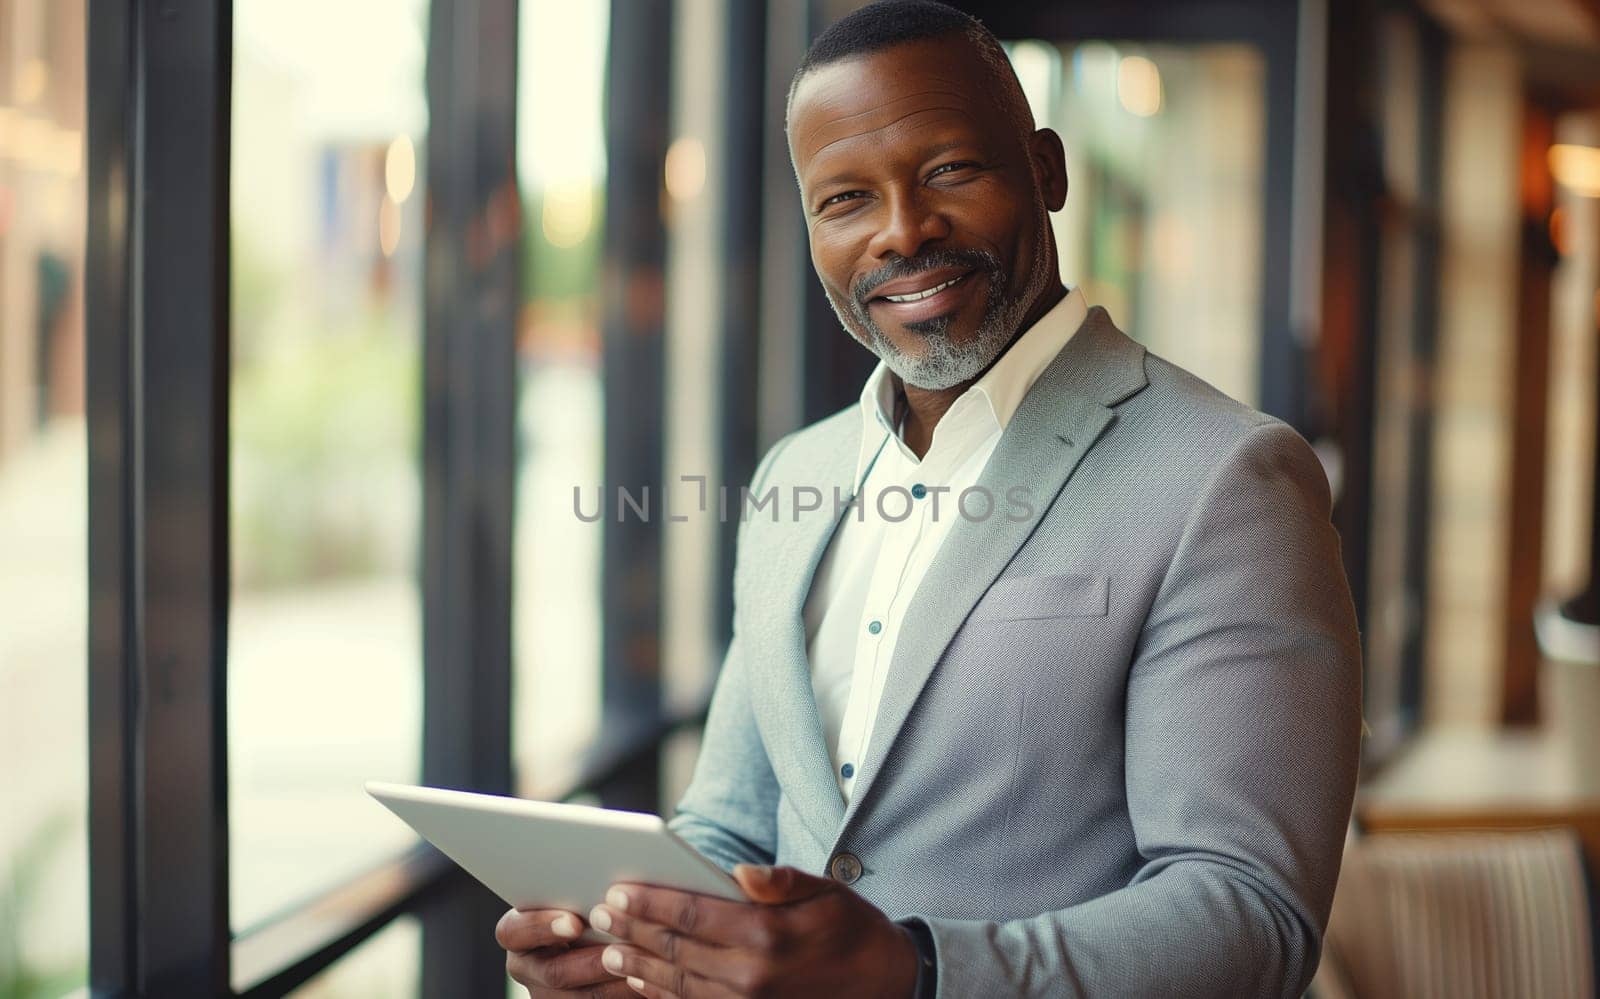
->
xmin=871 ymin=271 xmax=972 ymax=304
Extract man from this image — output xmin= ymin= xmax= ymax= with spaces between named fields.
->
xmin=499 ymin=2 xmax=1362 ymax=995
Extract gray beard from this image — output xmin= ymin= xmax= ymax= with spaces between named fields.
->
xmin=823 ymin=205 xmax=1057 ymax=391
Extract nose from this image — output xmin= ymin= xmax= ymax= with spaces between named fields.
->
xmin=865 ymin=186 xmax=950 ymax=262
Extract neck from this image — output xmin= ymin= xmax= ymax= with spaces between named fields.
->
xmin=898 ymin=281 xmax=1067 ymax=457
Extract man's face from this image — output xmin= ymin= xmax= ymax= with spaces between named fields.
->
xmin=787 ymin=36 xmax=1066 ymax=390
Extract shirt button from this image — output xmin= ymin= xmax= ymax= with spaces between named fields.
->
xmin=911 ymin=483 xmax=927 ymax=499
xmin=830 ymin=852 xmax=863 ymax=884
xmin=840 ymin=762 xmax=854 ymax=779
xmin=867 ymin=619 xmax=883 ymax=635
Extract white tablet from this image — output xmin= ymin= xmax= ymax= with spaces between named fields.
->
xmin=366 ymin=781 xmax=744 ymax=943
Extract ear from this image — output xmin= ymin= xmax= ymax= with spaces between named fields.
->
xmin=1028 ymin=127 xmax=1069 ymax=212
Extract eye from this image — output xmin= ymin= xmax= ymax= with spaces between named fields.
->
xmin=819 ymin=190 xmax=865 ymax=211
xmin=928 ymin=161 xmax=976 ymax=180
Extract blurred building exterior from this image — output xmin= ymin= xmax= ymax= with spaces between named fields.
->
xmin=1 ymin=0 xmax=1598 ymax=995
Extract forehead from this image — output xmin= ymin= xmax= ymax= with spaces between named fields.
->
xmin=788 ymin=38 xmax=1003 ymax=176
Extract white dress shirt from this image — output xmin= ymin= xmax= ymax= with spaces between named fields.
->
xmin=802 ymin=286 xmax=1089 ymax=802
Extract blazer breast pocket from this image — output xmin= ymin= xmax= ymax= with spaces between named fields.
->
xmin=968 ymin=572 xmax=1110 ymax=622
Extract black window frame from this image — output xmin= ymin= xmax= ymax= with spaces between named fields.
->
xmin=83 ymin=0 xmax=766 ymax=993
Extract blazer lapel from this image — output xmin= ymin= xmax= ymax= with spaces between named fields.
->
xmin=744 ymin=414 xmax=865 ymax=840
xmin=835 ymin=308 xmax=1149 ymax=833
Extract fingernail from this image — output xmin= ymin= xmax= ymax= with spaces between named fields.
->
xmin=737 ymin=863 xmax=772 ymax=881
xmin=589 ymin=905 xmax=612 ymax=932
xmin=606 ymin=887 xmax=629 ymax=911
xmin=627 ymin=976 xmax=645 ymax=991
xmin=552 ymin=914 xmax=579 ymax=938
xmin=602 ymin=946 xmax=624 ymax=972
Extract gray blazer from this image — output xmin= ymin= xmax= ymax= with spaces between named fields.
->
xmin=667 ymin=308 xmax=1363 ymax=998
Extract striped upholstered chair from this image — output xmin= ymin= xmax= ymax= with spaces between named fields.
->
xmin=1311 ymin=828 xmax=1597 ymax=999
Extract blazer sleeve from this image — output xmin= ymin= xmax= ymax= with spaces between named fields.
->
xmin=905 ymin=419 xmax=1364 ymax=999
xmin=665 ymin=436 xmax=794 ymax=872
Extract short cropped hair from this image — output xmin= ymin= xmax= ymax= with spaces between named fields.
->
xmin=785 ymin=0 xmax=1034 ymax=140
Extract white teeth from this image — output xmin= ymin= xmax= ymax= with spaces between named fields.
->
xmin=883 ymin=274 xmax=963 ymax=303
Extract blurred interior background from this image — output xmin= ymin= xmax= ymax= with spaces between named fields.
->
xmin=2 ymin=0 xmax=1599 ymax=995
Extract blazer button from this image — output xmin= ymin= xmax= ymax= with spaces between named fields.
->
xmin=830 ymin=852 xmax=862 ymax=884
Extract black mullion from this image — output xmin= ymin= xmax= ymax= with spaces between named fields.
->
xmin=134 ymin=0 xmax=235 ymax=992
xmin=419 ymin=0 xmax=520 ymax=992
xmin=418 ymin=0 xmax=518 ymax=805
xmin=715 ymin=0 xmax=768 ymax=647
xmin=87 ymin=0 xmax=234 ymax=994
xmin=467 ymin=0 xmax=520 ymax=807
xmin=419 ymin=0 xmax=471 ymax=981
xmin=596 ymin=0 xmax=674 ymax=812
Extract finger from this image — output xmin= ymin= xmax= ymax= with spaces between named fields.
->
xmin=621 ymin=973 xmax=681 ymax=999
xmin=602 ymin=884 xmax=766 ymax=948
xmin=497 ymin=908 xmax=586 ymax=951
xmin=521 ymin=981 xmax=638 ymax=999
xmin=589 ymin=901 xmax=753 ymax=986
xmin=601 ymin=944 xmax=739 ymax=999
xmin=506 ymin=942 xmax=613 ymax=991
xmin=733 ymin=864 xmax=833 ymax=905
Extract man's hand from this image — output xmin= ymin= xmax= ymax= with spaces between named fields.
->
xmin=498 ymin=908 xmax=637 ymax=997
xmin=586 ymin=863 xmax=920 ymax=998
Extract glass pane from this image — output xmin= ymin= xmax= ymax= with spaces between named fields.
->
xmin=0 ymin=1 xmax=89 ymax=994
xmin=512 ymin=0 xmax=610 ymax=794
xmin=288 ymin=915 xmax=419 ymax=999
xmin=229 ymin=0 xmax=429 ymax=930
xmin=1009 ymin=40 xmax=1266 ymax=406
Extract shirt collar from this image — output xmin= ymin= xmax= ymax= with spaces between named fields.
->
xmin=853 ymin=285 xmax=1089 ymax=484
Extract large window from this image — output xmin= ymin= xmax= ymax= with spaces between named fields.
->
xmin=228 ymin=0 xmax=428 ymax=933
xmin=0 ymin=1 xmax=88 ymax=994
xmin=512 ymin=0 xmax=610 ymax=794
